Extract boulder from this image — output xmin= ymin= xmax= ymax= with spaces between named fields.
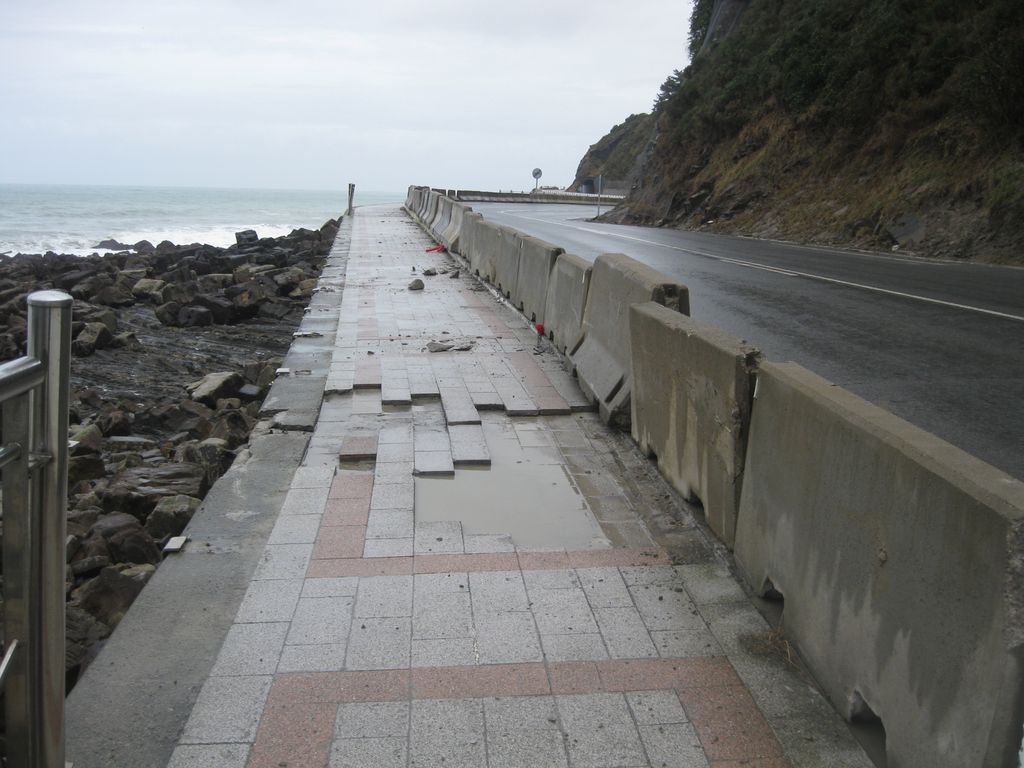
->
xmin=235 ymin=229 xmax=259 ymax=245
xmin=145 ymin=494 xmax=201 ymax=539
xmin=109 ymin=331 xmax=140 ymax=349
xmin=66 ymin=604 xmax=111 ymax=675
xmin=154 ymin=301 xmax=181 ymax=326
xmin=258 ymin=301 xmax=291 ymax=320
xmin=97 ymin=409 xmax=132 ymax=437
xmin=92 ymin=284 xmax=135 ymax=307
xmin=196 ymin=273 xmax=234 ymax=292
xmin=68 ymin=454 xmax=106 ymax=489
xmin=98 ymin=463 xmax=208 ymax=518
xmin=177 ymin=305 xmax=213 ymax=327
xmin=209 ymin=410 xmax=251 ymax=449
xmin=187 ymin=371 xmax=243 ymax=406
xmin=72 ymin=322 xmax=113 ymax=357
xmin=176 ymin=437 xmax=235 ymax=485
xmin=133 ymin=240 xmax=155 ymax=254
xmin=131 ymin=278 xmax=167 ymax=302
xmin=94 ymin=239 xmax=132 ymax=250
xmin=409 ymin=279 xmax=425 ymax=291
xmin=70 ymin=424 xmax=104 ymax=454
xmin=71 ymin=564 xmax=156 ymax=627
xmin=190 ymin=294 xmax=234 ymax=324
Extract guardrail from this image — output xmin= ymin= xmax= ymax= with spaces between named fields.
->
xmin=1 ymin=290 xmax=73 ymax=768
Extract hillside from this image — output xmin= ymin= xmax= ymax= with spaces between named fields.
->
xmin=599 ymin=0 xmax=1024 ymax=263
xmin=568 ymin=113 xmax=654 ymax=195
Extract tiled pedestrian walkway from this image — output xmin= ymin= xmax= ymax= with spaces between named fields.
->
xmin=165 ymin=207 xmax=872 ymax=768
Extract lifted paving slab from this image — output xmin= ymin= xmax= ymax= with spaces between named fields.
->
xmin=69 ymin=206 xmax=872 ymax=768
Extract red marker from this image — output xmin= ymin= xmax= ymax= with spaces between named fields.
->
xmin=425 ymin=245 xmax=445 ymax=253
xmin=535 ymin=323 xmax=545 ymax=336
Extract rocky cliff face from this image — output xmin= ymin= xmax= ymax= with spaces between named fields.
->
xmin=589 ymin=0 xmax=1024 ymax=263
xmin=568 ymin=113 xmax=655 ymax=195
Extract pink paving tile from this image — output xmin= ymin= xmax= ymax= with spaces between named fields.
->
xmin=329 ymin=471 xmax=374 ymax=500
xmin=411 ymin=664 xmax=550 ymax=700
xmin=680 ymin=685 xmax=786 ymax=762
xmin=566 ymin=547 xmax=670 ymax=568
xmin=547 ymin=662 xmax=603 ymax=694
xmin=516 ymin=550 xmax=571 ymax=571
xmin=414 ymin=553 xmax=519 ymax=574
xmin=247 ymin=700 xmax=334 ymax=768
xmin=354 ymin=360 xmax=382 ymax=388
xmin=597 ymin=658 xmax=740 ymax=692
xmin=322 ymin=497 xmax=371 ymax=526
xmin=312 ymin=526 xmax=366 ymax=560
xmin=269 ymin=670 xmax=409 ymax=706
xmin=307 ymin=557 xmax=413 ymax=578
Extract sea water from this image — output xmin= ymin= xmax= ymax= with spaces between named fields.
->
xmin=0 ymin=183 xmax=405 ymax=256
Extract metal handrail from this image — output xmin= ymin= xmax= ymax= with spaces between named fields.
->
xmin=1 ymin=289 xmax=73 ymax=768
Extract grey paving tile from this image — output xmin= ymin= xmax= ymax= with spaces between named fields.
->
xmin=448 ymin=424 xmax=491 ymax=466
xmin=210 ymin=622 xmax=288 ymax=676
xmin=179 ymin=675 xmax=272 ymax=744
xmin=529 ymin=588 xmax=599 ymax=635
xmin=287 ymin=596 xmax=354 ymax=645
xmin=675 ymin=563 xmax=748 ymax=605
xmin=556 ymin=693 xmax=646 ymax=768
xmin=167 ymin=744 xmax=250 ymax=768
xmin=626 ymin=691 xmax=689 ymax=726
xmin=335 ymin=701 xmax=410 ymax=738
xmin=277 ymin=643 xmax=349 ymax=672
xmin=414 ymin=592 xmax=474 ymax=639
xmin=302 ymin=577 xmax=359 ymax=598
xmin=439 ymin=388 xmax=481 ymax=426
xmin=414 ymin=571 xmax=470 ymax=600
xmin=252 ymin=543 xmax=313 ymax=580
xmin=410 ymin=698 xmax=485 ymax=768
xmin=650 ymin=629 xmax=722 ymax=657
xmin=379 ymin=423 xmax=414 ymax=444
xmin=593 ymin=607 xmax=658 ymax=659
xmin=576 ymin=567 xmax=633 ymax=608
xmin=470 ymin=571 xmax=529 ymax=612
xmin=460 ymin=529 xmax=514 ymax=551
xmin=486 ymin=730 xmax=569 ymax=768
xmin=412 ymin=637 xmax=478 ymax=667
xmin=280 ymin=486 xmax=331 ymax=515
xmin=268 ymin=514 xmax=321 ymax=545
xmin=628 ymin=583 xmax=705 ymax=632
xmin=619 ymin=565 xmax=682 ymax=587
xmin=540 ymin=633 xmax=609 ymax=662
xmin=291 ymin=464 xmax=337 ymax=489
xmin=346 ymin=617 xmax=412 ymax=670
xmin=354 ymin=575 xmax=414 ymax=617
xmin=524 ymin=569 xmax=580 ymax=591
xmin=474 ymin=610 xmax=542 ymax=664
xmin=235 ymin=578 xmax=303 ymax=623
xmin=414 ymin=520 xmax=465 ymax=554
xmin=371 ymin=481 xmax=414 ymax=510
xmin=363 ymin=537 xmax=414 ymax=557
xmin=414 ymin=427 xmax=451 ymax=452
xmin=374 ymin=460 xmax=415 ymax=484
xmin=484 ymin=696 xmax=560 ymax=731
xmin=366 ymin=509 xmax=415 ymax=539
xmin=329 ymin=738 xmax=407 ymax=768
xmin=414 ymin=450 xmax=455 ymax=476
xmin=377 ymin=441 xmax=414 ymax=463
xmin=638 ymin=723 xmax=708 ymax=768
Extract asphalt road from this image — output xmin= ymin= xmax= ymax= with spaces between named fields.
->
xmin=472 ymin=203 xmax=1024 ymax=481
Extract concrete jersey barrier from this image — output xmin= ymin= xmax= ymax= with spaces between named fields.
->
xmin=734 ymin=361 xmax=1024 ymax=768
xmin=456 ymin=211 xmax=483 ymax=259
xmin=570 ymin=253 xmax=689 ymax=428
xmin=515 ymin=236 xmax=563 ymax=324
xmin=441 ymin=202 xmax=469 ymax=251
xmin=544 ymin=252 xmax=592 ymax=356
xmin=629 ymin=303 xmax=760 ymax=547
xmin=493 ymin=227 xmax=522 ymax=300
xmin=468 ymin=219 xmax=507 ymax=284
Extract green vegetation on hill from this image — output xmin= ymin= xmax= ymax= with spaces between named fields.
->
xmin=609 ymin=0 xmax=1024 ymax=262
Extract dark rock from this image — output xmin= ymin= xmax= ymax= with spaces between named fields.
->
xmin=94 ymin=239 xmax=132 ymax=251
xmin=70 ymin=554 xmax=112 ymax=578
xmin=98 ymin=463 xmax=208 ymax=518
xmin=72 ymin=322 xmax=114 ymax=357
xmin=258 ymin=301 xmax=291 ymax=320
xmin=422 ymin=268 xmax=437 ymax=276
xmin=177 ymin=305 xmax=213 ymax=327
xmin=190 ymin=294 xmax=234 ymax=324
xmin=88 ymin=512 xmax=160 ymax=564
xmin=133 ymin=240 xmax=155 ymax=254
xmin=209 ymin=410 xmax=251 ymax=449
xmin=145 ymin=494 xmax=201 ymax=539
xmin=71 ymin=564 xmax=155 ymax=627
xmin=154 ymin=301 xmax=182 ymax=326
xmin=92 ymin=284 xmax=135 ymax=307
xmin=237 ymin=383 xmax=262 ymax=401
xmin=176 ymin=437 xmax=235 ymax=484
xmin=235 ymin=229 xmax=259 ymax=245
xmin=66 ymin=604 xmax=111 ymax=674
xmin=187 ymin=371 xmax=243 ymax=406
xmin=131 ymin=278 xmax=167 ymax=302
xmin=68 ymin=454 xmax=107 ymax=489
xmin=409 ymin=279 xmax=425 ymax=291
xmin=97 ymin=409 xmax=132 ymax=436
xmin=71 ymin=424 xmax=104 ymax=454
xmin=109 ymin=331 xmax=140 ymax=349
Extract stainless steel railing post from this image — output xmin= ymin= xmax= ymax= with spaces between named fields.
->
xmin=26 ymin=290 xmax=73 ymax=768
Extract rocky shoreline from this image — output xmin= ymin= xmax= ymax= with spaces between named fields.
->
xmin=0 ymin=218 xmax=341 ymax=686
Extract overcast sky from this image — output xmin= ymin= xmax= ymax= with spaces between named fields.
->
xmin=1 ymin=1 xmax=692 ymax=193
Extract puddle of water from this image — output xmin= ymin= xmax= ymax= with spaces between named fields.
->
xmin=415 ymin=417 xmax=609 ymax=550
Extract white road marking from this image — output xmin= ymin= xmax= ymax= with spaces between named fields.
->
xmin=491 ymin=211 xmax=1024 ymax=323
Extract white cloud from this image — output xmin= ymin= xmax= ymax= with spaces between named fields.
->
xmin=0 ymin=0 xmax=692 ymax=191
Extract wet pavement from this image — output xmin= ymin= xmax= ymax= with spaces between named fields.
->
xmin=163 ymin=206 xmax=873 ymax=768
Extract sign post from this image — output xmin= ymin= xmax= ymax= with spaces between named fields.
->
xmin=532 ymin=168 xmax=542 ymax=192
